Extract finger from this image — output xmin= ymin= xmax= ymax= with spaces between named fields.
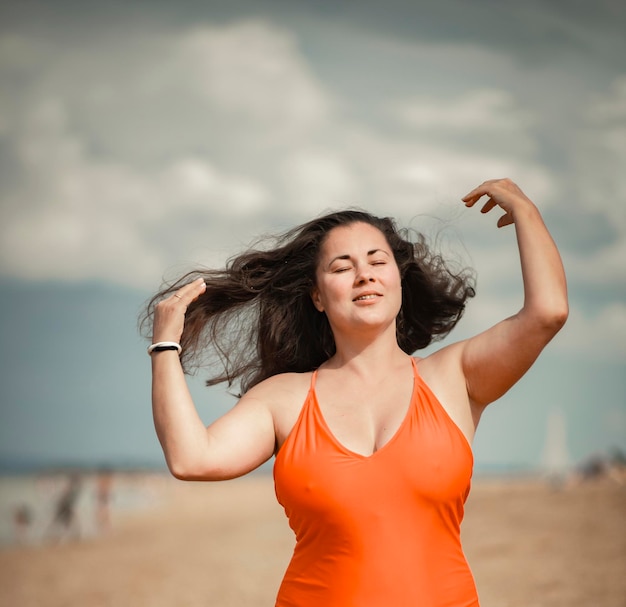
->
xmin=463 ymin=191 xmax=487 ymax=206
xmin=170 ymin=277 xmax=206 ymax=305
xmin=497 ymin=213 xmax=514 ymax=228
xmin=462 ymin=188 xmax=484 ymax=205
xmin=462 ymin=178 xmax=511 ymax=198
xmin=462 ymin=180 xmax=497 ymax=205
xmin=480 ymin=197 xmax=498 ymax=214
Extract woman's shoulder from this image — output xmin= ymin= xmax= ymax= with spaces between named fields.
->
xmin=243 ymin=371 xmax=313 ymax=447
xmin=243 ymin=370 xmax=314 ymax=406
xmin=414 ymin=341 xmax=466 ymax=378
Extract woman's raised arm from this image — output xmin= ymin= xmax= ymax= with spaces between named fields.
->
xmin=150 ymin=278 xmax=276 ymax=481
xmin=458 ymin=178 xmax=568 ymax=409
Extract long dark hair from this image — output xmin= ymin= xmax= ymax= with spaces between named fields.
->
xmin=140 ymin=210 xmax=475 ymax=395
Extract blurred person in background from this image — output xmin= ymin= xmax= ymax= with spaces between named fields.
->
xmin=95 ymin=467 xmax=113 ymax=533
xmin=46 ymin=474 xmax=82 ymax=542
xmin=12 ymin=504 xmax=33 ymax=545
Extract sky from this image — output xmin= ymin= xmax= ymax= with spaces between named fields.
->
xmin=0 ymin=0 xmax=624 ymax=473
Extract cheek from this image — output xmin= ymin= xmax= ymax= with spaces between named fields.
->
xmin=390 ymin=271 xmax=403 ymax=308
xmin=386 ymin=266 xmax=402 ymax=289
xmin=313 ymin=278 xmax=346 ymax=312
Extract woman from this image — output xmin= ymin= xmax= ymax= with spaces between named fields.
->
xmin=145 ymin=178 xmax=568 ymax=606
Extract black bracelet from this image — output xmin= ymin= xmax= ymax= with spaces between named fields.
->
xmin=147 ymin=342 xmax=182 ymax=355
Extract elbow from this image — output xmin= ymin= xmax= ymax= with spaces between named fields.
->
xmin=553 ymin=304 xmax=569 ymax=331
xmin=168 ymin=465 xmax=194 ymax=481
xmin=166 ymin=457 xmax=207 ymax=481
xmin=550 ymin=296 xmax=569 ymax=330
xmin=158 ymin=436 xmax=215 ymax=481
xmin=521 ymin=299 xmax=568 ymax=338
xmin=166 ymin=456 xmax=228 ymax=482
xmin=166 ymin=458 xmax=190 ymax=481
xmin=539 ymin=301 xmax=569 ymax=335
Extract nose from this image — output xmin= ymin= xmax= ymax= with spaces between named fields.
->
xmin=354 ymin=265 xmax=375 ymax=284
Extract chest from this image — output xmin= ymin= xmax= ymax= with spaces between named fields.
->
xmin=314 ymin=375 xmax=415 ymax=457
xmin=274 ymin=378 xmax=474 ymax=516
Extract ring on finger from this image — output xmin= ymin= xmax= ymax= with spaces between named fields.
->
xmin=174 ymin=294 xmax=182 ymax=300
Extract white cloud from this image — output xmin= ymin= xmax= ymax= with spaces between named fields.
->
xmin=0 ymin=95 xmax=272 ymax=285
xmin=326 ymin=124 xmax=557 ymax=222
xmin=389 ymin=149 xmax=555 ymax=209
xmin=0 ymin=21 xmax=332 ymax=286
xmin=383 ymin=84 xmax=557 ymax=212
xmin=279 ymin=149 xmax=359 ymax=215
xmin=573 ymin=75 xmax=626 ymax=231
xmin=392 ymin=88 xmax=533 ymax=132
xmin=178 ymin=21 xmax=331 ymax=142
xmin=161 ymin=158 xmax=270 ymax=215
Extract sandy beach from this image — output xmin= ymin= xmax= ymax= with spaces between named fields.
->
xmin=1 ymin=473 xmax=624 ymax=607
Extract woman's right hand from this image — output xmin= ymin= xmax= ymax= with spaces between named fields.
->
xmin=152 ymin=277 xmax=206 ymax=344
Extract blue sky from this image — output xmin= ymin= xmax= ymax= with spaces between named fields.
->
xmin=0 ymin=0 xmax=624 ymax=472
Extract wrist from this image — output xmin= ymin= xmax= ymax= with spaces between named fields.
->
xmin=512 ymin=199 xmax=541 ymax=222
xmin=148 ymin=341 xmax=182 ymax=356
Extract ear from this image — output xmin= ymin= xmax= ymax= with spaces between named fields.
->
xmin=311 ymin=287 xmax=324 ymax=312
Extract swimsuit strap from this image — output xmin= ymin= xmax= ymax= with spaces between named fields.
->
xmin=310 ymin=368 xmax=319 ymax=391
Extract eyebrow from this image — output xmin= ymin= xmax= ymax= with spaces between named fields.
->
xmin=326 ymin=248 xmax=390 ymax=269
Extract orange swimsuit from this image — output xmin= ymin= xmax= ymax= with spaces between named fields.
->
xmin=273 ymin=358 xmax=479 ymax=607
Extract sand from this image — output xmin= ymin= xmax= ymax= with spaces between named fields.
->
xmin=1 ymin=473 xmax=624 ymax=607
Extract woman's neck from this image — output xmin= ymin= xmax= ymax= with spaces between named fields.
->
xmin=324 ymin=324 xmax=408 ymax=375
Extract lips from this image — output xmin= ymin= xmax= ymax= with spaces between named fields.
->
xmin=353 ymin=292 xmax=382 ymax=302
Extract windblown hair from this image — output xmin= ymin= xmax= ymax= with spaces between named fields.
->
xmin=141 ymin=210 xmax=475 ymax=395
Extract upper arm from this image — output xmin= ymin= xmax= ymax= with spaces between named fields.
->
xmin=461 ymin=309 xmax=565 ymax=409
xmin=204 ymin=391 xmax=277 ymax=480
xmin=180 ymin=382 xmax=279 ymax=482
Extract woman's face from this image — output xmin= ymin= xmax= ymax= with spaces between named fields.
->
xmin=312 ymin=222 xmax=402 ymax=337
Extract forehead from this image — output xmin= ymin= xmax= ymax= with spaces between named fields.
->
xmin=320 ymin=222 xmax=389 ymax=256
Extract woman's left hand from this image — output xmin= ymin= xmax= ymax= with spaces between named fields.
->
xmin=462 ymin=178 xmax=537 ymax=228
